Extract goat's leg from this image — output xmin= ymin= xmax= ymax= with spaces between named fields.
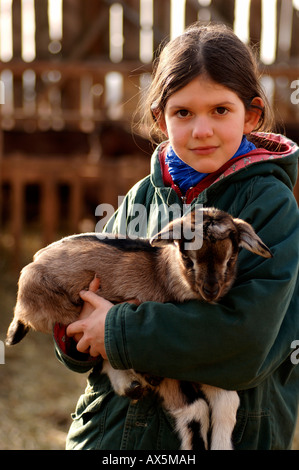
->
xmin=158 ymin=379 xmax=210 ymax=450
xmin=171 ymin=399 xmax=210 ymax=450
xmin=201 ymin=385 xmax=240 ymax=450
xmin=102 ymin=361 xmax=150 ymax=399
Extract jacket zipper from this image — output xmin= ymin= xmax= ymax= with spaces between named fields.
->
xmin=173 ymin=183 xmax=194 ymax=205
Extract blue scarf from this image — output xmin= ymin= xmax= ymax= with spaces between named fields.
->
xmin=165 ymin=135 xmax=256 ymax=194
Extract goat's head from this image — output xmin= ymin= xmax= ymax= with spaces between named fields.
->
xmin=150 ymin=208 xmax=272 ymax=302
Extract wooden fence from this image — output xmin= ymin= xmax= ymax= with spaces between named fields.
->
xmin=0 ymin=0 xmax=298 ymax=266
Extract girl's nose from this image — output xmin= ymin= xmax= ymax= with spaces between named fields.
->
xmin=192 ymin=116 xmax=213 ymax=139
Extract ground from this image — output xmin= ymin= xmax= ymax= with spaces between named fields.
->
xmin=0 ymin=242 xmax=88 ymax=450
xmin=0 ymin=331 xmax=88 ymax=450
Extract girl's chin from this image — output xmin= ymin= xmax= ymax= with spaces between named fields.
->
xmin=191 ymin=164 xmax=224 ymax=174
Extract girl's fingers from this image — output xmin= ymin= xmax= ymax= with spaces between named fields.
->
xmin=88 ymin=275 xmax=100 ymax=292
xmin=79 ymin=289 xmax=105 ymax=307
xmin=66 ymin=319 xmax=84 ymax=337
xmin=76 ymin=335 xmax=92 ymax=355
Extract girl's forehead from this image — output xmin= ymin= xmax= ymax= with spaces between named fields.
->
xmin=166 ymin=76 xmax=242 ymax=108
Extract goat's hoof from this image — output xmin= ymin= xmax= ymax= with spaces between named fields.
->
xmin=125 ymin=381 xmax=145 ymax=400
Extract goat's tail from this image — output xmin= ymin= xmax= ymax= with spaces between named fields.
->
xmin=6 ymin=318 xmax=30 ymax=346
xmin=6 ymin=264 xmax=36 ymax=345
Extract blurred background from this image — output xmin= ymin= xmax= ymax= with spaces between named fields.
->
xmin=0 ymin=0 xmax=298 ymax=450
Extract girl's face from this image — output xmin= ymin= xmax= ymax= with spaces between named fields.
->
xmin=157 ymin=76 xmax=263 ymax=173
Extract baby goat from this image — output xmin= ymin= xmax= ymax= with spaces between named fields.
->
xmin=6 ymin=207 xmax=272 ymax=450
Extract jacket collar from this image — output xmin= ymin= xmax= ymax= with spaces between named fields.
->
xmin=151 ymin=133 xmax=299 ymax=204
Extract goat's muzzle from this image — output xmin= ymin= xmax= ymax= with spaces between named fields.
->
xmin=201 ymin=283 xmax=220 ymax=302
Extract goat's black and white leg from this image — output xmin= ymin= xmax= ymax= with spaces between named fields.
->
xmin=159 ymin=380 xmax=239 ymax=450
xmin=201 ymin=384 xmax=240 ymax=450
xmin=172 ymin=397 xmax=210 ymax=450
xmin=102 ymin=361 xmax=162 ymax=400
xmin=102 ymin=361 xmax=147 ymax=399
xmin=159 ymin=380 xmax=210 ymax=450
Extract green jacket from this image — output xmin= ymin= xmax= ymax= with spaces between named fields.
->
xmin=55 ymin=133 xmax=299 ymax=450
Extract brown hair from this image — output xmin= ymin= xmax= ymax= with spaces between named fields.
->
xmin=139 ymin=22 xmax=274 ymax=143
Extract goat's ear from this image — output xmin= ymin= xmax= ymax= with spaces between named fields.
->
xmin=6 ymin=319 xmax=30 ymax=346
xmin=150 ymin=218 xmax=183 ymax=247
xmin=234 ymin=218 xmax=273 ymax=258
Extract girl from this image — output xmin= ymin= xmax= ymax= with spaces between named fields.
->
xmin=55 ymin=23 xmax=299 ymax=450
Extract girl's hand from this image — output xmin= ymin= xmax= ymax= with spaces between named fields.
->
xmin=70 ymin=276 xmax=100 ymax=344
xmin=66 ymin=275 xmax=140 ymax=358
xmin=66 ymin=290 xmax=113 ymax=359
xmin=66 ymin=288 xmax=113 ymax=358
xmin=66 ymin=276 xmax=112 ymax=357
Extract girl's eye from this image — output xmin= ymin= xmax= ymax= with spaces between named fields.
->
xmin=176 ymin=109 xmax=191 ymax=118
xmin=215 ymin=107 xmax=228 ymax=115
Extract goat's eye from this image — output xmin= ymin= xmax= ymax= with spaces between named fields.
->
xmin=182 ymin=253 xmax=194 ymax=269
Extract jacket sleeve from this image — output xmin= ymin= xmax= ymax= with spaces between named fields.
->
xmin=104 ymin=176 xmax=299 ymax=391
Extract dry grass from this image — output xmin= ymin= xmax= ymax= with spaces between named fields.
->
xmin=0 ymin=237 xmax=298 ymax=450
xmin=0 ymin=332 xmax=88 ymax=450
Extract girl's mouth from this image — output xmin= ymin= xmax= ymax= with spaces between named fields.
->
xmin=190 ymin=146 xmax=219 ymax=156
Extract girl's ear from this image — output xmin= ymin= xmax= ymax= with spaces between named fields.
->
xmin=152 ymin=108 xmax=168 ymax=137
xmin=243 ymin=97 xmax=264 ymax=134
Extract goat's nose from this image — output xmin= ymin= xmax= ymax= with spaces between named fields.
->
xmin=202 ymin=284 xmax=219 ymax=300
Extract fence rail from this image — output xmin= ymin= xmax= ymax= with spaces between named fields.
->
xmin=0 ymin=0 xmax=298 ymax=267
xmin=0 ymin=1 xmax=298 ymax=131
